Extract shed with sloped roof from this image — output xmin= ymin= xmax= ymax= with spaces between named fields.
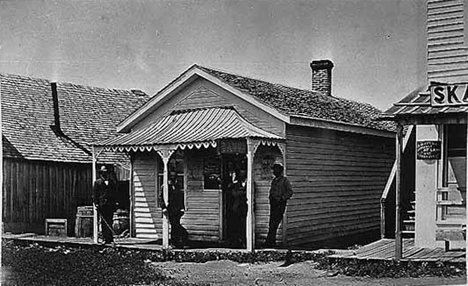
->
xmin=1 ymin=73 xmax=149 ymax=234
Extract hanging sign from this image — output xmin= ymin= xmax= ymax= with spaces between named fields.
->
xmin=416 ymin=140 xmax=441 ymax=160
xmin=430 ymin=84 xmax=468 ymax=106
xmin=217 ymin=139 xmax=247 ymax=154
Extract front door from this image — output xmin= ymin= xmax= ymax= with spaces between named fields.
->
xmin=222 ymin=154 xmax=247 ymax=246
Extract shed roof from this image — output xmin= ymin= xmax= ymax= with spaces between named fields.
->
xmin=96 ymin=106 xmax=283 ymax=151
xmin=1 ymin=73 xmax=149 ymax=163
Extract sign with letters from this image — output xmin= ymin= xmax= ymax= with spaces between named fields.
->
xmin=416 ymin=140 xmax=441 ymax=160
xmin=430 ymin=84 xmax=468 ymax=106
xmin=217 ymin=139 xmax=247 ymax=154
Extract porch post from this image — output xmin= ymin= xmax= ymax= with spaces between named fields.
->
xmin=246 ymin=138 xmax=256 ymax=252
xmin=395 ymin=123 xmax=403 ymax=260
xmin=92 ymin=146 xmax=104 ymax=244
xmin=156 ymin=148 xmax=175 ymax=249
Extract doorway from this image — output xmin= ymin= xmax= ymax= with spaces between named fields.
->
xmin=221 ymin=154 xmax=247 ymax=247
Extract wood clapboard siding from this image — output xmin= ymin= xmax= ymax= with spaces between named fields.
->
xmin=183 ymin=190 xmax=221 ymax=241
xmin=164 ymin=79 xmax=284 ymax=137
xmin=427 ymin=0 xmax=468 ymax=82
xmin=253 ymin=145 xmax=284 ymax=244
xmin=132 ymin=149 xmax=222 ymax=241
xmin=2 ymin=158 xmax=92 ymax=234
xmin=183 ymin=150 xmax=221 ymax=241
xmin=285 ymin=125 xmax=394 ymax=247
xmin=132 ymin=153 xmax=161 ymax=239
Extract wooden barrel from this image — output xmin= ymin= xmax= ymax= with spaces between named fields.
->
xmin=113 ymin=209 xmax=129 ymax=236
xmin=75 ymin=206 xmax=94 ymax=238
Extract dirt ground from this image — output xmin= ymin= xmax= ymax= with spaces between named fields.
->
xmin=151 ymin=260 xmax=467 ymax=286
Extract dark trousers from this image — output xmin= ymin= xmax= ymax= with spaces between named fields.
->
xmin=99 ymin=206 xmax=114 ymax=243
xmin=230 ymin=207 xmax=247 ymax=246
xmin=169 ymin=211 xmax=188 ymax=245
xmin=266 ymin=198 xmax=287 ymax=245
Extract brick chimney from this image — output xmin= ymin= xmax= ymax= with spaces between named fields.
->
xmin=310 ymin=59 xmax=334 ymax=96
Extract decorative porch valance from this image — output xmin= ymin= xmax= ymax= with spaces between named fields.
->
xmin=94 ymin=107 xmax=284 ymax=152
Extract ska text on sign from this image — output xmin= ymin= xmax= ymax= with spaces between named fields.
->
xmin=430 ymin=84 xmax=468 ymax=106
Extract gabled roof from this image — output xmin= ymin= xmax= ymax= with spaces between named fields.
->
xmin=1 ymin=73 xmax=149 ymax=163
xmin=96 ymin=106 xmax=283 ymax=151
xmin=381 ymin=86 xmax=468 ymax=120
xmin=118 ymin=64 xmax=395 ymax=133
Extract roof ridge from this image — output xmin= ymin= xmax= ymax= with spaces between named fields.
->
xmin=1 ymin=73 xmax=147 ymax=96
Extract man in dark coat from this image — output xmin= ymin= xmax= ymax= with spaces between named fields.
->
xmin=160 ymin=172 xmax=188 ymax=247
xmin=93 ymin=165 xmax=116 ymax=244
xmin=265 ymin=162 xmax=293 ymax=248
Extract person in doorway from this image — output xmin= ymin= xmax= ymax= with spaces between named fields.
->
xmin=227 ymin=169 xmax=247 ymax=247
xmin=264 ymin=162 xmax=293 ymax=248
xmin=160 ymin=172 xmax=188 ymax=248
xmin=93 ymin=165 xmax=116 ymax=245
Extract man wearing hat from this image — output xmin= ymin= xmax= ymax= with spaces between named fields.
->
xmin=93 ymin=165 xmax=116 ymax=244
xmin=159 ymin=171 xmax=188 ymax=248
xmin=265 ymin=162 xmax=293 ymax=247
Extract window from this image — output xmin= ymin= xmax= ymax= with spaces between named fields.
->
xmin=203 ymin=155 xmax=221 ymax=189
xmin=442 ymin=124 xmax=467 ymax=187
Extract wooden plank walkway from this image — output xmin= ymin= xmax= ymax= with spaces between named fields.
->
xmin=3 ymin=234 xmax=466 ymax=262
xmin=329 ymin=238 xmax=466 ymax=262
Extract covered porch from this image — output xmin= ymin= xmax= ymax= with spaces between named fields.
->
xmin=93 ymin=107 xmax=286 ymax=251
xmin=380 ymin=84 xmax=468 ymax=260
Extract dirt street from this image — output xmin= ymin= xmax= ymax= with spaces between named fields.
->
xmin=151 ymin=260 xmax=467 ymax=286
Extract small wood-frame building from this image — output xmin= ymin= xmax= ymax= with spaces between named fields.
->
xmin=95 ymin=61 xmax=396 ymax=250
xmin=1 ymin=73 xmax=149 ymax=234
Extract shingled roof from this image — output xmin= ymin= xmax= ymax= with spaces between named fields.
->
xmin=1 ymin=73 xmax=149 ymax=163
xmin=197 ymin=65 xmax=395 ymax=132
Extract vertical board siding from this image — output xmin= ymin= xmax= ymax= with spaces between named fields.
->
xmin=285 ymin=126 xmax=394 ymax=247
xmin=132 ymin=153 xmax=161 ymax=239
xmin=427 ymin=0 xmax=468 ymax=82
xmin=2 ymin=159 xmax=92 ymax=234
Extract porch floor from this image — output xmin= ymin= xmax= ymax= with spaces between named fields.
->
xmin=329 ymin=238 xmax=466 ymax=263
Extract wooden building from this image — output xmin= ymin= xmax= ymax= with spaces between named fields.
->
xmin=379 ymin=0 xmax=467 ymax=258
xmin=95 ymin=60 xmax=396 ymax=250
xmin=1 ymin=74 xmax=149 ymax=234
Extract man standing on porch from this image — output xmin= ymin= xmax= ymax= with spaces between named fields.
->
xmin=160 ymin=171 xmax=188 ymax=248
xmin=265 ymin=162 xmax=293 ymax=248
xmin=93 ymin=166 xmax=116 ymax=245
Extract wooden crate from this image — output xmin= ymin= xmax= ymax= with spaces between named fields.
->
xmin=45 ymin=219 xmax=68 ymax=237
xmin=75 ymin=206 xmax=94 ymax=238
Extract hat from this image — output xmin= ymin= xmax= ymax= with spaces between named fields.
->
xmin=271 ymin=162 xmax=284 ymax=170
xmin=99 ymin=166 xmax=108 ymax=173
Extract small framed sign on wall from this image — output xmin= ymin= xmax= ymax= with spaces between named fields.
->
xmin=416 ymin=140 xmax=441 ymax=160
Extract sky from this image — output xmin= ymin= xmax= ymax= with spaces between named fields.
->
xmin=0 ymin=0 xmax=426 ymax=111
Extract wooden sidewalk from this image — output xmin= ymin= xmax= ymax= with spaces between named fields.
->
xmin=329 ymin=238 xmax=466 ymax=262
xmin=3 ymin=234 xmax=466 ymax=263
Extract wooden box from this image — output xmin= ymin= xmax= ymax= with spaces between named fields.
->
xmin=45 ymin=219 xmax=68 ymax=237
xmin=75 ymin=206 xmax=94 ymax=238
